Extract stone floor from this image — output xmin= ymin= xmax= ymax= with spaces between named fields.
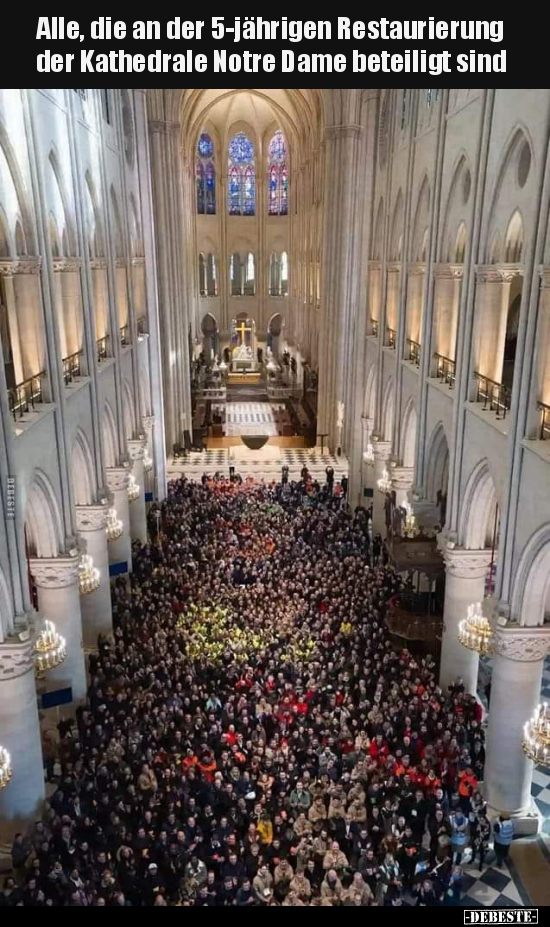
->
xmin=167 ymin=447 xmax=349 ymax=485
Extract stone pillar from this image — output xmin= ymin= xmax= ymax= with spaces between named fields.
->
xmin=361 ymin=417 xmax=375 ymax=496
xmin=390 ymin=465 xmax=415 ymax=509
xmin=473 ymin=267 xmax=521 ymax=385
xmin=405 ymin=265 xmax=426 ymax=347
xmin=128 ymin=438 xmax=148 ymax=544
xmin=29 ymin=556 xmax=86 ymax=703
xmin=372 ymin=439 xmax=393 ymax=538
xmin=76 ymin=504 xmax=113 ymax=649
xmin=106 ymin=466 xmax=132 ymax=573
xmin=142 ymin=415 xmax=156 ymax=497
xmin=484 ymin=626 xmax=550 ymax=834
xmin=0 ymin=637 xmax=45 ymax=824
xmin=439 ymin=547 xmax=492 ymax=695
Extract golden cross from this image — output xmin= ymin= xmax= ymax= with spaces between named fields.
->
xmin=235 ymin=321 xmax=252 ymax=345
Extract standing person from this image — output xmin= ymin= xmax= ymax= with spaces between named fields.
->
xmin=341 ymin=475 xmax=349 ymax=500
xmin=326 ymin=466 xmax=335 ymax=493
xmin=493 ymin=814 xmax=514 ymax=869
xmin=471 ymin=812 xmax=491 ymax=872
xmin=282 ymin=466 xmax=290 ymax=486
xmin=301 ymin=465 xmax=309 ymax=483
xmin=449 ymin=811 xmax=468 ymax=865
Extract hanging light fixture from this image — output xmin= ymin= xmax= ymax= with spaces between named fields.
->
xmin=403 ymin=502 xmax=420 ymax=538
xmin=0 ymin=746 xmax=12 ymax=791
xmin=523 ymin=704 xmax=550 ymax=766
xmin=143 ymin=452 xmax=153 ymax=473
xmin=377 ymin=468 xmax=392 ymax=494
xmin=35 ymin=620 xmax=66 ymax=679
xmin=128 ymin=474 xmax=140 ymax=503
xmin=79 ymin=554 xmax=100 ymax=596
xmin=364 ymin=444 xmax=375 ymax=466
xmin=458 ymin=602 xmax=494 ymax=656
xmin=106 ymin=508 xmax=123 ymax=541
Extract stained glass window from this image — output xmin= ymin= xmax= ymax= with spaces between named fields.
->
xmin=268 ymin=130 xmax=289 ymax=216
xmin=196 ymin=132 xmax=216 ymax=215
xmin=228 ymin=133 xmax=256 ymax=216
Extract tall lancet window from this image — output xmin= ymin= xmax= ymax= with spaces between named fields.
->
xmin=196 ymin=132 xmax=216 ymax=215
xmin=268 ymin=130 xmax=289 ymax=216
xmin=228 ymin=132 xmax=256 ymax=216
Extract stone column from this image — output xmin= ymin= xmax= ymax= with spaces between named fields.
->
xmin=484 ymin=626 xmax=550 ymax=834
xmin=0 ymin=637 xmax=45 ymax=824
xmin=390 ymin=465 xmax=415 ymax=509
xmin=439 ymin=547 xmax=492 ymax=695
xmin=76 ymin=504 xmax=113 ymax=649
xmin=372 ymin=439 xmax=393 ymax=538
xmin=142 ymin=415 xmax=156 ymax=497
xmin=29 ymin=556 xmax=86 ymax=703
xmin=128 ymin=438 xmax=148 ymax=544
xmin=106 ymin=466 xmax=132 ymax=573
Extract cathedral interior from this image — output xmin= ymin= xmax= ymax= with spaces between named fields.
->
xmin=0 ymin=88 xmax=549 ymax=907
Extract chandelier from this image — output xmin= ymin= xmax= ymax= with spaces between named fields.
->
xmin=403 ymin=503 xmax=420 ymax=538
xmin=364 ymin=444 xmax=375 ymax=466
xmin=128 ymin=474 xmax=140 ymax=503
xmin=0 ymin=746 xmax=12 ymax=790
xmin=79 ymin=555 xmax=100 ymax=595
xmin=106 ymin=508 xmax=123 ymax=541
xmin=35 ymin=620 xmax=66 ymax=678
xmin=523 ymin=704 xmax=550 ymax=766
xmin=377 ymin=468 xmax=392 ymax=494
xmin=458 ymin=602 xmax=494 ymax=656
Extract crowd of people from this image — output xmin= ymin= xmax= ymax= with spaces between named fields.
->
xmin=4 ymin=474 xmax=503 ymax=907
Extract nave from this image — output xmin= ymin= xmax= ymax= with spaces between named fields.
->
xmin=2 ymin=476 xmax=528 ymax=907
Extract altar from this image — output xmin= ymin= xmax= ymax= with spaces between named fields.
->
xmin=232 ymin=343 xmax=257 ymax=373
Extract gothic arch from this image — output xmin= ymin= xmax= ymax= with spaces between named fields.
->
xmin=484 ymin=126 xmax=534 ymax=265
xmin=401 ymin=398 xmax=418 ymax=468
xmin=0 ymin=208 xmax=11 ymax=257
xmin=459 ymin=459 xmax=499 ymax=550
xmin=411 ymin=175 xmax=431 ymax=262
xmin=0 ymin=117 xmax=37 ymax=254
xmin=84 ymin=171 xmax=104 ymax=259
xmin=72 ymin=428 xmax=97 ymax=507
xmin=25 ymin=470 xmax=64 ymax=559
xmin=424 ymin=423 xmax=449 ymax=504
xmin=102 ymin=401 xmax=119 ymax=469
xmin=48 ymin=148 xmax=77 ymax=256
xmin=363 ymin=364 xmax=377 ymax=420
xmin=389 ymin=190 xmax=404 ymax=262
xmin=511 ymin=524 xmax=550 ymax=627
xmin=440 ymin=152 xmax=471 ymax=262
xmin=110 ymin=186 xmax=125 ymax=259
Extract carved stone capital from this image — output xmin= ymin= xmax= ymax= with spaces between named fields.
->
xmin=127 ymin=438 xmax=146 ymax=462
xmin=443 ymin=546 xmax=493 ymax=579
xmin=372 ymin=438 xmax=393 ymax=463
xmin=131 ymin=257 xmax=145 ymax=268
xmin=53 ymin=257 xmax=82 ymax=273
xmin=115 ymin=258 xmax=127 ymax=269
xmin=361 ymin=417 xmax=374 ymax=439
xmin=149 ymin=119 xmax=180 ymax=135
xmin=387 ymin=262 xmax=401 ymax=274
xmin=30 ymin=556 xmax=80 ymax=589
xmin=368 ymin=261 xmax=381 ymax=272
xmin=433 ymin=264 xmax=465 ymax=281
xmin=494 ymin=625 xmax=550 ymax=663
xmin=476 ymin=264 xmax=523 ymax=284
xmin=89 ymin=258 xmax=107 ymax=271
xmin=0 ymin=636 xmax=35 ymax=681
xmin=325 ymin=124 xmax=362 ymax=141
xmin=142 ymin=416 xmax=155 ymax=435
xmin=390 ymin=465 xmax=415 ymax=491
xmin=408 ymin=263 xmax=427 ymax=277
xmin=0 ymin=257 xmax=42 ymax=277
xmin=75 ymin=504 xmax=110 ymax=533
xmin=106 ymin=466 xmax=131 ymax=493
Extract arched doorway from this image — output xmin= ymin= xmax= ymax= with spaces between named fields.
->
xmin=201 ymin=312 xmax=218 ymax=361
xmin=425 ymin=423 xmax=449 ymax=527
xmin=268 ymin=313 xmax=284 ymax=360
